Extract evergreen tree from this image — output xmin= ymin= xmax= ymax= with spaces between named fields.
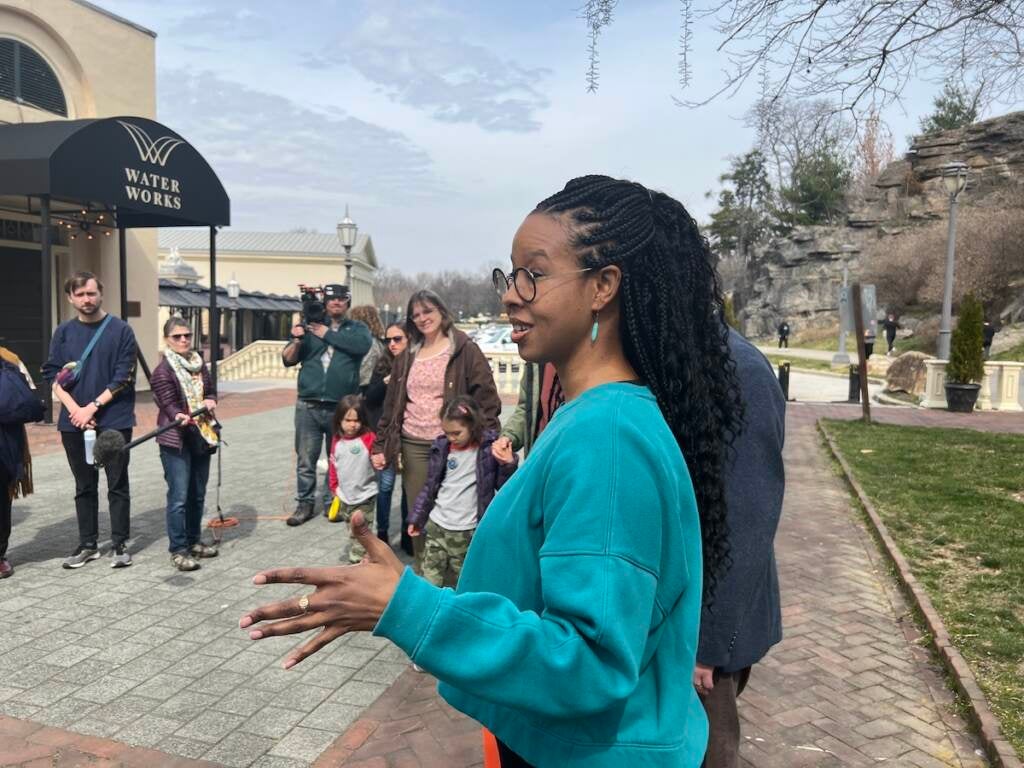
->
xmin=919 ymin=82 xmax=981 ymax=134
xmin=706 ymin=150 xmax=772 ymax=256
xmin=778 ymin=141 xmax=851 ymax=226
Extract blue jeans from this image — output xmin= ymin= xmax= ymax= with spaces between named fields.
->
xmin=376 ymin=466 xmax=397 ymax=539
xmin=160 ymin=445 xmax=211 ymax=554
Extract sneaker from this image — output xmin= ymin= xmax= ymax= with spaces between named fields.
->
xmin=412 ymin=663 xmax=425 ymax=673
xmin=111 ymin=544 xmax=132 ymax=568
xmin=0 ymin=558 xmax=12 ymax=578
xmin=189 ymin=542 xmax=219 ymax=559
xmin=171 ymin=552 xmax=200 ymax=571
xmin=286 ymin=502 xmax=316 ymax=527
xmin=62 ymin=545 xmax=100 ymax=569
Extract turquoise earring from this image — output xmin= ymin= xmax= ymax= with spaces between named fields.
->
xmin=590 ymin=312 xmax=599 ymax=343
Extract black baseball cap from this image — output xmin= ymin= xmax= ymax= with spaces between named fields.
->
xmin=323 ymin=284 xmax=351 ymax=301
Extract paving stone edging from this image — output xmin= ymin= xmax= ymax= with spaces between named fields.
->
xmin=818 ymin=419 xmax=1023 ymax=768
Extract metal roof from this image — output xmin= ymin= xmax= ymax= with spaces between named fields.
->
xmin=159 ymin=229 xmax=372 ymax=257
xmin=158 ymin=279 xmax=300 ymax=312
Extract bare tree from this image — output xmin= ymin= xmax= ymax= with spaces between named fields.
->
xmin=584 ymin=2 xmax=1016 ymax=119
xmin=852 ymin=109 xmax=895 ymax=198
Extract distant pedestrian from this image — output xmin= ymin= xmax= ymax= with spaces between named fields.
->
xmin=151 ymin=317 xmax=220 ymax=572
xmin=883 ymin=314 xmax=900 ymax=355
xmin=0 ymin=346 xmax=44 ymax=579
xmin=408 ymin=396 xmax=516 ymax=587
xmin=777 ymin=321 xmax=790 ymax=348
xmin=863 ymin=328 xmax=875 ymax=359
xmin=327 ymin=394 xmax=377 ymax=564
xmin=983 ymin=319 xmax=998 ymax=359
xmin=281 ymin=284 xmax=371 ymax=527
xmin=693 ymin=330 xmax=785 ymax=768
xmin=42 ymin=272 xmax=137 ymax=570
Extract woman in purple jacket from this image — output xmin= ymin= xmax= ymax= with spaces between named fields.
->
xmin=151 ymin=317 xmax=220 ymax=571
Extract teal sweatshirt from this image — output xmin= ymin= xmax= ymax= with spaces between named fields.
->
xmin=374 ymin=382 xmax=707 ymax=767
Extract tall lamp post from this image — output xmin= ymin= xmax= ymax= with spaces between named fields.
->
xmin=832 ymin=243 xmax=858 ymax=366
xmin=227 ymin=273 xmax=240 ymax=353
xmin=937 ymin=162 xmax=969 ymax=360
xmin=336 ymin=204 xmax=358 ymax=294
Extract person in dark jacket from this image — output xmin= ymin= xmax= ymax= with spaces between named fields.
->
xmin=42 ymin=272 xmax=137 ymax=570
xmin=0 ymin=346 xmax=43 ymax=578
xmin=408 ymin=396 xmax=517 ymax=587
xmin=693 ymin=329 xmax=786 ymax=767
xmin=883 ymin=314 xmax=901 ymax=355
xmin=982 ymin=319 xmax=999 ymax=359
xmin=777 ymin=321 xmax=790 ymax=348
xmin=282 ymin=284 xmax=372 ymax=526
xmin=151 ymin=317 xmax=220 ymax=572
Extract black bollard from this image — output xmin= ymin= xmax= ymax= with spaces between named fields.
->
xmin=777 ymin=361 xmax=790 ymax=401
xmin=847 ymin=365 xmax=861 ymax=403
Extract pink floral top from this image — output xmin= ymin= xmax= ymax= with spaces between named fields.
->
xmin=402 ymin=348 xmax=450 ymax=440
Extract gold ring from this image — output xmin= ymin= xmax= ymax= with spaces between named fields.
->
xmin=298 ymin=594 xmax=310 ymax=613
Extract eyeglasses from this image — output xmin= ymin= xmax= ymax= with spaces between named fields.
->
xmin=169 ymin=333 xmax=192 ymax=340
xmin=492 ymin=266 xmax=594 ymax=304
xmin=385 ymin=335 xmax=406 ymax=344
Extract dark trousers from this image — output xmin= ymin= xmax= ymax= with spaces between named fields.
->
xmin=160 ymin=445 xmax=211 ymax=553
xmin=497 ymin=740 xmax=533 ymax=767
xmin=294 ymin=400 xmax=334 ymax=508
xmin=778 ymin=336 xmax=788 ymax=348
xmin=886 ymin=333 xmax=896 ymax=352
xmin=701 ymin=666 xmax=751 ymax=768
xmin=0 ymin=466 xmax=11 ymax=559
xmin=61 ymin=428 xmax=132 ymax=548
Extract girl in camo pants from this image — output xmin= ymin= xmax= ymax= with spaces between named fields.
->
xmin=408 ymin=396 xmax=517 ymax=587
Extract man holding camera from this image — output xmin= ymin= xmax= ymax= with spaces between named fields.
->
xmin=282 ymin=284 xmax=371 ymax=526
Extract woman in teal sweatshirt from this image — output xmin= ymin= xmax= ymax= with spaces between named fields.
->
xmin=240 ymin=176 xmax=745 ymax=767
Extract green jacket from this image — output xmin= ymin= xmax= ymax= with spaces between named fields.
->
xmin=286 ymin=319 xmax=372 ymax=403
xmin=500 ymin=362 xmax=541 ymax=455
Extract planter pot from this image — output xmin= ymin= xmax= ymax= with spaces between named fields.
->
xmin=944 ymin=383 xmax=981 ymax=413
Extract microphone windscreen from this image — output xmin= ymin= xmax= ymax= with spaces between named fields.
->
xmin=93 ymin=430 xmax=126 ymax=467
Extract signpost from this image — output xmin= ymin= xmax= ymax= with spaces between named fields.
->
xmin=851 ymin=283 xmax=872 ymax=423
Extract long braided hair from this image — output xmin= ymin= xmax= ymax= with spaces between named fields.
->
xmin=535 ymin=175 xmax=744 ymax=602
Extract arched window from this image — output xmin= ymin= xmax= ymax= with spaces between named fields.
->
xmin=0 ymin=38 xmax=68 ymax=117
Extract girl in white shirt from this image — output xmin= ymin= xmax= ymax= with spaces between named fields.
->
xmin=328 ymin=394 xmax=377 ymax=563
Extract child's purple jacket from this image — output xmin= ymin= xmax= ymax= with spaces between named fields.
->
xmin=409 ymin=429 xmax=517 ymax=530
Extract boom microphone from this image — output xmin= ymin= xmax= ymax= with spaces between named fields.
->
xmin=93 ymin=407 xmax=209 ymax=467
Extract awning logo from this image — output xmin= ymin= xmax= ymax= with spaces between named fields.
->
xmin=118 ymin=121 xmax=184 ymax=167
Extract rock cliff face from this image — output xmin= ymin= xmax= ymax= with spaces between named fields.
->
xmin=735 ymin=111 xmax=1024 ymax=338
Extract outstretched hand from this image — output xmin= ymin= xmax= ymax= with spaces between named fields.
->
xmin=239 ymin=511 xmax=405 ymax=669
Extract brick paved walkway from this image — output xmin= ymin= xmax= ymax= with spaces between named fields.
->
xmin=323 ymin=407 xmax=992 ymax=767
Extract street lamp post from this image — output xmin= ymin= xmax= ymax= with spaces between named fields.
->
xmin=832 ymin=244 xmax=858 ymax=366
xmin=227 ymin=273 xmax=240 ymax=353
xmin=336 ymin=204 xmax=358 ymax=295
xmin=937 ymin=162 xmax=969 ymax=361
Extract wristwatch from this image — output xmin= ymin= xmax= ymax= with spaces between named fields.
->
xmin=92 ymin=399 xmax=103 ymax=409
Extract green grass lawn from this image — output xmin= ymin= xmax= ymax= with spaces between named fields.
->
xmin=992 ymin=341 xmax=1024 ymax=362
xmin=764 ymin=354 xmax=837 ymax=374
xmin=824 ymin=420 xmax=1024 ymax=754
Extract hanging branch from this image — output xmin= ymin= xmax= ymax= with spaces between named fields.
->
xmin=582 ymin=0 xmax=618 ymax=92
xmin=678 ymin=0 xmax=694 ymax=90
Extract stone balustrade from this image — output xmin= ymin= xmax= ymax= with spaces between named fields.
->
xmin=921 ymin=359 xmax=1023 ymax=411
xmin=218 ymin=341 xmax=297 ymax=382
xmin=216 ymin=342 xmax=527 ymax=400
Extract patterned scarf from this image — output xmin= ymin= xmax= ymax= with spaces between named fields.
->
xmin=164 ymin=349 xmax=219 ymax=446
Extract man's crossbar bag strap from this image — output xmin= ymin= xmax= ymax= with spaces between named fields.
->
xmin=55 ymin=315 xmax=113 ymax=390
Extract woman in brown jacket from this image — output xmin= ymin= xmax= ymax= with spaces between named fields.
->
xmin=372 ymin=290 xmax=500 ymax=570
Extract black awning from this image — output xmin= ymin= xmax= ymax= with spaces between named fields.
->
xmin=0 ymin=117 xmax=229 ymax=228
xmin=159 ymin=279 xmax=301 ymax=312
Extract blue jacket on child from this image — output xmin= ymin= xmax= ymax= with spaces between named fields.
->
xmin=409 ymin=429 xmax=517 ymax=530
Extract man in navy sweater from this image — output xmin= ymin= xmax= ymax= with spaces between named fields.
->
xmin=42 ymin=272 xmax=137 ymax=570
xmin=693 ymin=329 xmax=786 ymax=767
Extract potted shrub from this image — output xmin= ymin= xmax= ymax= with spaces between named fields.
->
xmin=944 ymin=293 xmax=985 ymax=412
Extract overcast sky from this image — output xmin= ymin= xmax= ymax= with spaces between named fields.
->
xmin=99 ymin=0 xmax=962 ymax=273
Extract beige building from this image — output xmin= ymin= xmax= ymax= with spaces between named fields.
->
xmin=0 ymin=0 xmax=161 ymax=384
xmin=158 ymin=229 xmax=378 ymax=308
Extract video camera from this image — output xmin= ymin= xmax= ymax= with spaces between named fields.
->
xmin=298 ymin=284 xmax=327 ymax=326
